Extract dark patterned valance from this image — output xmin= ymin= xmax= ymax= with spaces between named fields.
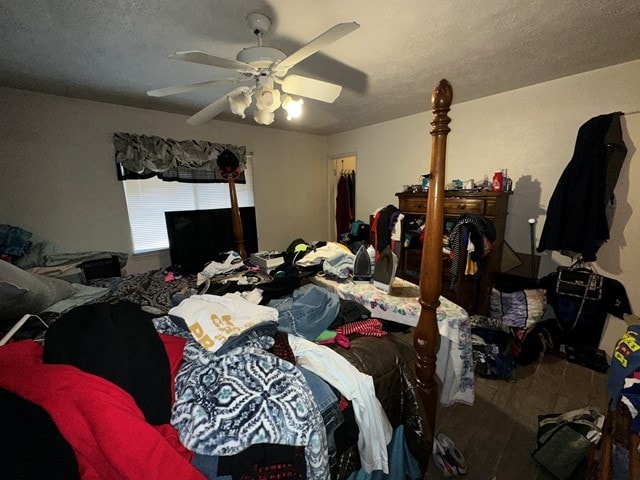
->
xmin=113 ymin=132 xmax=247 ymax=183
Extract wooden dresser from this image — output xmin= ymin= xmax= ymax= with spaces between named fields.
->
xmin=395 ymin=190 xmax=511 ymax=315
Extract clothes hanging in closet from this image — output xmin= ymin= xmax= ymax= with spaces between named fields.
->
xmin=347 ymin=171 xmax=355 ymax=218
xmin=537 ymin=112 xmax=628 ymax=261
xmin=336 ymin=171 xmax=355 ymax=239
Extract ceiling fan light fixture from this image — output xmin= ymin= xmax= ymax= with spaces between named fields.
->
xmin=282 ymin=94 xmax=304 ymax=120
xmin=228 ymin=89 xmax=252 ymax=118
xmin=155 ymin=14 xmax=359 ymax=127
xmin=255 ymin=85 xmax=281 ymax=113
xmin=254 ymin=109 xmax=275 ymax=125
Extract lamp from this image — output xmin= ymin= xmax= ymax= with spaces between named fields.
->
xmin=255 ymin=84 xmax=281 ymax=113
xmin=228 ymin=88 xmax=252 ymax=119
xmin=253 ymin=108 xmax=275 ymax=125
xmin=252 ymin=83 xmax=280 ymax=125
xmin=227 ymin=80 xmax=304 ymax=125
xmin=282 ymin=94 xmax=303 ymax=120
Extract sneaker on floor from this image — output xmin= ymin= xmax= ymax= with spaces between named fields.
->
xmin=433 ymin=436 xmax=459 ymax=477
xmin=436 ymin=433 xmax=467 ymax=475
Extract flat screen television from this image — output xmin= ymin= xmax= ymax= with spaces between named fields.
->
xmin=165 ymin=207 xmax=259 ymax=274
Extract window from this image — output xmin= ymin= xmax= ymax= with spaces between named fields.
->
xmin=122 ymin=160 xmax=255 ymax=254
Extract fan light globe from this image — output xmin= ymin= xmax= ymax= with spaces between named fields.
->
xmin=228 ymin=90 xmax=252 ymax=118
xmin=255 ymin=85 xmax=281 ymax=113
xmin=254 ymin=109 xmax=275 ymax=125
xmin=282 ymin=95 xmax=303 ymax=120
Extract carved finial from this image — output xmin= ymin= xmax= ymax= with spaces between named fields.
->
xmin=431 ymin=79 xmax=452 ymax=136
xmin=432 ymin=79 xmax=453 ymax=110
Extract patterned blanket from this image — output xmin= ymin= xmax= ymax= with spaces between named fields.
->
xmin=153 ymin=316 xmax=329 ymax=480
xmin=88 ymin=269 xmax=200 ymax=314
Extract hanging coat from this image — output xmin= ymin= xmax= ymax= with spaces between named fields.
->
xmin=336 ymin=174 xmax=352 ymax=238
xmin=537 ymin=112 xmax=627 ymax=261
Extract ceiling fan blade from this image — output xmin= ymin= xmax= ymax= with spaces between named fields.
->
xmin=147 ymin=79 xmax=239 ymax=97
xmin=277 ymin=22 xmax=360 ymax=71
xmin=186 ymin=87 xmax=245 ymax=125
xmin=281 ymin=75 xmax=342 ymax=103
xmin=170 ymin=51 xmax=255 ymax=73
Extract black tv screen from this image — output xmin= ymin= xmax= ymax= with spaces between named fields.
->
xmin=165 ymin=207 xmax=259 ymax=274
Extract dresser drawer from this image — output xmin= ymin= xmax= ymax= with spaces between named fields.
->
xmin=485 ymin=198 xmax=498 ymax=216
xmin=399 ymin=196 xmax=429 ymax=214
xmin=443 ymin=198 xmax=485 ymax=216
xmin=399 ymin=195 xmax=487 ymax=216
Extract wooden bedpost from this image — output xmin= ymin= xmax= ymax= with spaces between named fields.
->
xmin=227 ymin=179 xmax=248 ymax=259
xmin=414 ymin=79 xmax=453 ymax=436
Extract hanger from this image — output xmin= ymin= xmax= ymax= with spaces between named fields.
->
xmin=568 ymin=254 xmax=595 ymax=273
xmin=622 ymin=110 xmax=640 ymax=116
xmin=0 ymin=314 xmax=49 ymax=346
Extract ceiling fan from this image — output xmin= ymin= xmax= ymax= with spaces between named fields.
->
xmin=147 ymin=13 xmax=360 ymax=126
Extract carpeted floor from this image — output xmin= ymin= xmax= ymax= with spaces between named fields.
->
xmin=426 ymin=353 xmax=610 ymax=480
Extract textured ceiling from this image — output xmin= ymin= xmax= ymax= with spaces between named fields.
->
xmin=1 ymin=0 xmax=639 ymax=136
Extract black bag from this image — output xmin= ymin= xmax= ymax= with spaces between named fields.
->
xmin=555 ymin=268 xmax=603 ymax=301
xmin=554 ymin=267 xmax=604 ymax=332
xmin=531 ymin=407 xmax=603 ymax=480
xmin=511 ymin=319 xmax=559 ymax=365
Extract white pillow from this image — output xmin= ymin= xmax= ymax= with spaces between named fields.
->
xmin=0 ymin=259 xmax=75 ymax=323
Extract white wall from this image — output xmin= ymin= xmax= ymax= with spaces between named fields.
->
xmin=2 ymin=58 xmax=639 ymax=334
xmin=329 ymin=114 xmax=431 ymax=221
xmin=328 ymin=60 xmax=640 ymax=351
xmin=0 ymin=88 xmax=329 ymax=272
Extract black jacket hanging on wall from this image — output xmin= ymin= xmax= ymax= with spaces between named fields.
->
xmin=537 ymin=112 xmax=627 ymax=261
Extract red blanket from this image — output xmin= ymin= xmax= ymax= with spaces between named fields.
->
xmin=0 ymin=340 xmax=205 ymax=480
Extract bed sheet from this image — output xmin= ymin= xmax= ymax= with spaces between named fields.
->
xmin=311 ymin=275 xmax=474 ymax=406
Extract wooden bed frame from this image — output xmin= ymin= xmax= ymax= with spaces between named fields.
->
xmin=415 ymin=78 xmax=453 ymax=434
xmin=227 ymin=78 xmax=453 ymax=445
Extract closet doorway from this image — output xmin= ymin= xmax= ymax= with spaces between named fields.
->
xmin=328 ymin=155 xmax=356 ymax=241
